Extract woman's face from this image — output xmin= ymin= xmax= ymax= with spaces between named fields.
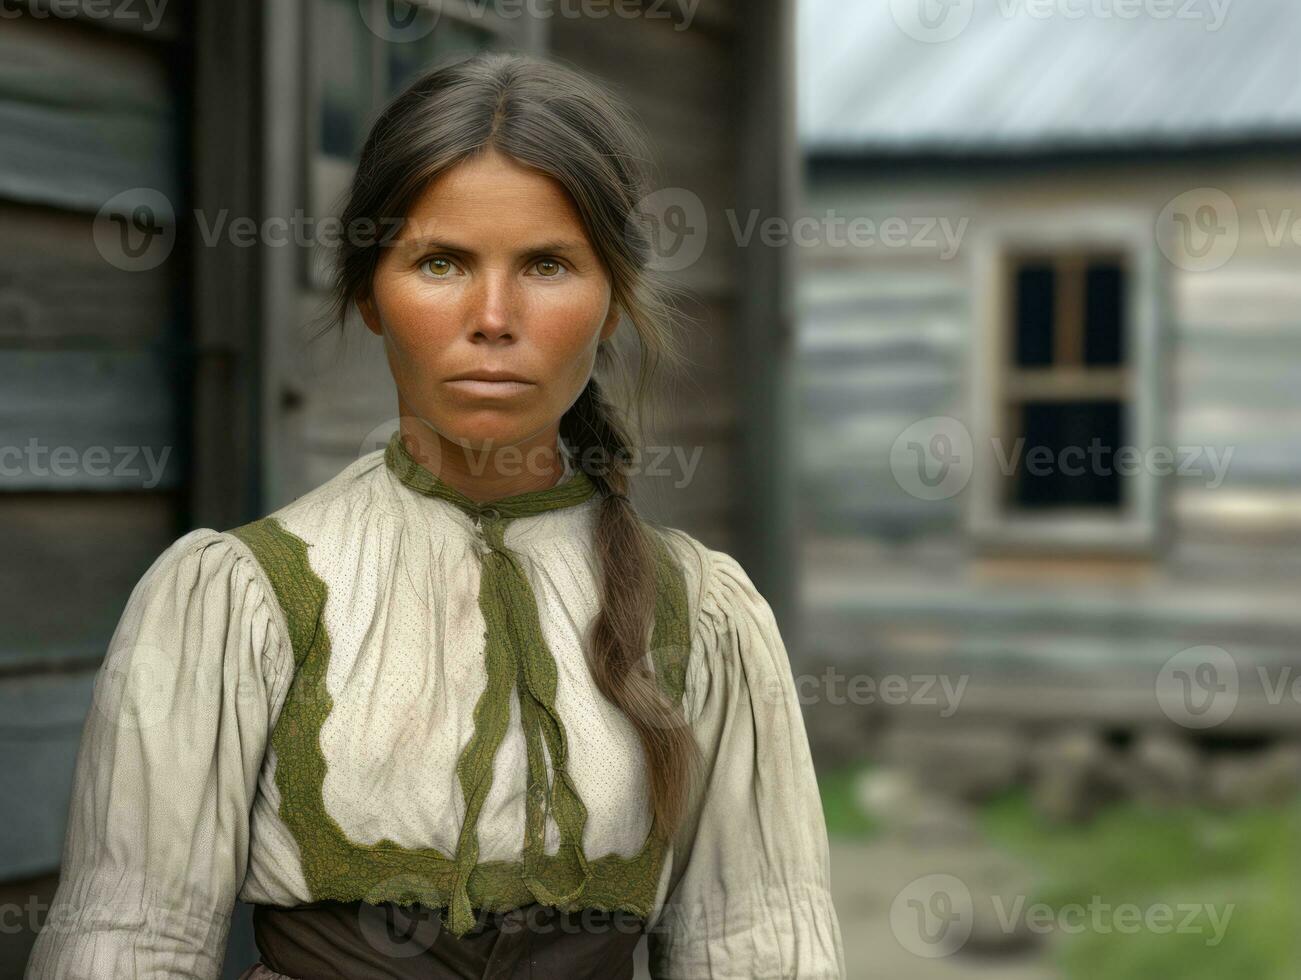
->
xmin=359 ymin=145 xmax=620 ymax=473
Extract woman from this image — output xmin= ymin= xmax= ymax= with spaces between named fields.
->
xmin=25 ymin=52 xmax=845 ymax=979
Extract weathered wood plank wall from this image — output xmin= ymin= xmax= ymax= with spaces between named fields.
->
xmin=0 ymin=9 xmax=190 ymax=962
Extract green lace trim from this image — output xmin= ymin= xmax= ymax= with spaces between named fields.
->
xmin=227 ymin=437 xmax=691 ymax=938
xmin=384 ymin=430 xmax=598 ymax=518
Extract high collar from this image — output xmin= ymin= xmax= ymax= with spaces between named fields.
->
xmin=383 ymin=431 xmax=597 ymax=522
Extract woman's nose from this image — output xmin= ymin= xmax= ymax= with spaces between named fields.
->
xmin=469 ymin=271 xmax=516 ymax=340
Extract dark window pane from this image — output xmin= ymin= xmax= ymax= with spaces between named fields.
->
xmin=1014 ymin=263 xmax=1055 ymax=366
xmin=1084 ymin=262 xmax=1125 ymax=366
xmin=319 ymin=0 xmax=371 ymax=159
xmin=1011 ymin=399 xmax=1125 ymax=509
xmin=388 ymin=17 xmax=493 ymax=98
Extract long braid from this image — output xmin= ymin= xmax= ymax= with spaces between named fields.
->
xmin=561 ymin=377 xmax=701 ymax=840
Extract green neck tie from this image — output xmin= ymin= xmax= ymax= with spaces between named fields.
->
xmin=384 ymin=432 xmax=600 ymax=936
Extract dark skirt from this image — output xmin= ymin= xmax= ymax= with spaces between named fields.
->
xmin=237 ymin=900 xmax=646 ymax=980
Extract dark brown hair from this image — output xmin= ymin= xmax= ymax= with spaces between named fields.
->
xmin=320 ymin=51 xmax=700 ymax=840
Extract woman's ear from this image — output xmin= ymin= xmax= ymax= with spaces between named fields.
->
xmin=358 ymin=294 xmax=383 ymax=337
xmin=599 ymin=300 xmax=621 ymax=341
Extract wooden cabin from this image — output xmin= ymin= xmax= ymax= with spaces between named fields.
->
xmin=0 ymin=1 xmax=794 ymax=973
xmin=794 ymin=1 xmax=1301 ymax=756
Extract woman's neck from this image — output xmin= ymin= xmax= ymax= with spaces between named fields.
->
xmin=396 ymin=419 xmax=567 ymax=504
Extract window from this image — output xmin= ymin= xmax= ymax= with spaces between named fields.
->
xmin=1005 ymin=252 xmax=1128 ymax=511
xmin=969 ymin=216 xmax=1164 ymax=554
xmin=306 ymin=0 xmax=540 ymax=289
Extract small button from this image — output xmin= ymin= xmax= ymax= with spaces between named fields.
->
xmin=480 ymin=506 xmax=500 ymax=522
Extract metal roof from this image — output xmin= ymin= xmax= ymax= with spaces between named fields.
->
xmin=799 ymin=0 xmax=1301 ymax=155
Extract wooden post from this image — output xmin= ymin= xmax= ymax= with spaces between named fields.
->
xmin=736 ymin=0 xmax=799 ymax=639
xmin=190 ymin=0 xmax=265 ymax=529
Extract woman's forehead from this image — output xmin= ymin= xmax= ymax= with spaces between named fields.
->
xmin=398 ymin=157 xmax=591 ymax=249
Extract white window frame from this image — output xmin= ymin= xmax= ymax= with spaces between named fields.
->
xmin=966 ymin=209 xmax=1167 ymax=556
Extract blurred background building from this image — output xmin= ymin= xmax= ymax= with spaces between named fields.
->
xmin=797 ymin=3 xmax=1301 ymax=728
xmin=795 ymin=2 xmax=1301 ymax=977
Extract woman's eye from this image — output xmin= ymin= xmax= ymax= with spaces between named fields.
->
xmin=420 ymin=256 xmax=456 ymax=278
xmin=534 ymin=258 xmax=564 ymax=278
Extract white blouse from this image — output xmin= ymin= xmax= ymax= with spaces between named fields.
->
xmin=24 ymin=442 xmax=846 ymax=979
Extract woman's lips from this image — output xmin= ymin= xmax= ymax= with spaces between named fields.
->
xmin=443 ymin=378 xmax=535 ymax=397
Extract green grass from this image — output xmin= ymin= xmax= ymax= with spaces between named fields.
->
xmin=980 ymin=790 xmax=1301 ymax=980
xmin=818 ymin=763 xmax=880 ymax=839
xmin=819 ymin=767 xmax=1301 ymax=979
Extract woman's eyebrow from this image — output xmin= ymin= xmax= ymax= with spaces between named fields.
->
xmin=397 ymin=237 xmax=589 ymax=255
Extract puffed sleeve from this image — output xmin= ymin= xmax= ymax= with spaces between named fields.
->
xmin=24 ymin=528 xmax=291 ymax=980
xmin=647 ymin=549 xmax=847 ymax=979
